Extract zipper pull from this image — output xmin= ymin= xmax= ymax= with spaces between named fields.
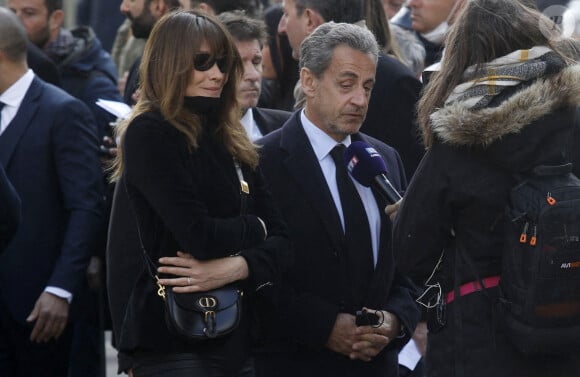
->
xmin=529 ymin=224 xmax=537 ymax=246
xmin=519 ymin=222 xmax=529 ymax=244
xmin=547 ymin=192 xmax=556 ymax=206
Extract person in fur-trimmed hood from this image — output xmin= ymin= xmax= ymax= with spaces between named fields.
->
xmin=392 ymin=1 xmax=580 ymax=376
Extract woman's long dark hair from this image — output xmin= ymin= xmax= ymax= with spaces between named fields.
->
xmin=418 ymin=0 xmax=574 ymax=147
xmin=113 ymin=10 xmax=258 ymax=180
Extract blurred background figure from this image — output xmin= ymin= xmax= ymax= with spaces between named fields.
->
xmin=76 ymin=0 xmax=125 ymax=52
xmin=219 ymin=10 xmax=290 ymax=140
xmin=258 ymin=3 xmax=299 ymax=111
xmin=382 ymin=0 xmax=405 ymax=18
xmin=394 ymin=0 xmax=464 ymax=68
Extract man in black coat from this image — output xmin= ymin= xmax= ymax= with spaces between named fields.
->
xmin=255 ymin=22 xmax=419 ymax=377
xmin=278 ymin=0 xmax=424 ymax=179
xmin=219 ymin=11 xmax=290 ymax=141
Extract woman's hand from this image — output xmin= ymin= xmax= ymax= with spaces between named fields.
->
xmin=157 ymin=251 xmax=249 ymax=292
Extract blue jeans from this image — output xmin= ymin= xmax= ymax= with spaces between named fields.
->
xmin=133 ymin=353 xmax=254 ymax=377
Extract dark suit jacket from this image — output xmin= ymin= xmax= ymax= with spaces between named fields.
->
xmin=362 ymin=53 xmax=424 ymax=180
xmin=0 ymin=164 xmax=20 ymax=252
xmin=255 ymin=112 xmax=420 ymax=377
xmin=0 ymin=77 xmax=103 ymax=322
xmin=252 ymin=107 xmax=291 ymax=136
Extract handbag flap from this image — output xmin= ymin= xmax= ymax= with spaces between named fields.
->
xmin=172 ymin=287 xmax=240 ymax=312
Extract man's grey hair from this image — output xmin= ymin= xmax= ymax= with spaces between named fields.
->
xmin=299 ymin=22 xmax=379 ymax=78
xmin=0 ymin=7 xmax=28 ymax=63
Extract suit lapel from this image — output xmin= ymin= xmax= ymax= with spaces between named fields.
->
xmin=0 ymin=78 xmax=42 ymax=168
xmin=252 ymin=107 xmax=272 ymax=136
xmin=280 ymin=113 xmax=344 ymax=251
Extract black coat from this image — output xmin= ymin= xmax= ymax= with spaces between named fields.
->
xmin=106 ymin=109 xmax=291 ymax=372
xmin=255 ymin=112 xmax=420 ymax=377
xmin=393 ymin=64 xmax=580 ymax=377
xmin=361 ymin=53 xmax=424 ymax=180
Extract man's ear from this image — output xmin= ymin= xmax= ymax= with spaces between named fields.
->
xmin=304 ymin=8 xmax=325 ymax=34
xmin=300 ymin=67 xmax=317 ymax=99
xmin=48 ymin=9 xmax=64 ymax=32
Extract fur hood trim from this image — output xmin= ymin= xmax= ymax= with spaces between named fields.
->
xmin=430 ymin=64 xmax=580 ymax=147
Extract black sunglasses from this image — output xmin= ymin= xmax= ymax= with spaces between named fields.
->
xmin=194 ymin=53 xmax=228 ymax=73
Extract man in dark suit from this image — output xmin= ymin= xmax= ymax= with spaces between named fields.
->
xmin=255 ymin=22 xmax=419 ymax=377
xmin=0 ymin=8 xmax=103 ymax=376
xmin=278 ymin=0 xmax=424 ymax=179
xmin=219 ymin=11 xmax=290 ymax=141
xmin=0 ymin=164 xmax=20 ymax=254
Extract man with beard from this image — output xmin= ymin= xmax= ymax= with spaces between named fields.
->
xmin=7 ymin=0 xmax=123 ymax=138
xmin=218 ymin=11 xmax=290 ymax=141
xmin=119 ymin=0 xmax=182 ymax=105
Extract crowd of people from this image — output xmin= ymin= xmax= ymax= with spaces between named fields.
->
xmin=0 ymin=0 xmax=579 ymax=376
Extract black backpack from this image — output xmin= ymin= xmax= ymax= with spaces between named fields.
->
xmin=498 ymin=164 xmax=580 ymax=355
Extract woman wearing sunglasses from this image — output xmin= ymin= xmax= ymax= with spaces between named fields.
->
xmin=107 ymin=10 xmax=290 ymax=377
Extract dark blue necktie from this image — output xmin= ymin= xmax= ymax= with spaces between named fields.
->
xmin=330 ymin=144 xmax=374 ymax=307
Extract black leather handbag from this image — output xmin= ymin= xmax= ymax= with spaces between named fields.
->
xmin=163 ymin=284 xmax=242 ymax=340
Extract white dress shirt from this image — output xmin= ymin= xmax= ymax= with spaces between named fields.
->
xmin=241 ymin=108 xmax=263 ymax=142
xmin=0 ymin=69 xmax=34 ymax=135
xmin=300 ymin=109 xmax=381 ymax=266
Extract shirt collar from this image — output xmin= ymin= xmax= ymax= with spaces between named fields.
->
xmin=0 ymin=69 xmax=35 ymax=108
xmin=300 ymin=109 xmax=351 ymax=162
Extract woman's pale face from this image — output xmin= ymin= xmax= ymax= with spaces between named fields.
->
xmin=185 ymin=41 xmax=228 ymax=97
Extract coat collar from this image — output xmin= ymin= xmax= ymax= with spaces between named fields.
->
xmin=430 ymin=64 xmax=580 ymax=147
xmin=0 ymin=77 xmax=43 ymax=168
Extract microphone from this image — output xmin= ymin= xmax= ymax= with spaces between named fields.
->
xmin=344 ymin=141 xmax=403 ymax=204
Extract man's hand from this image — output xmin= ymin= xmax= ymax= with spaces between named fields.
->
xmin=350 ymin=309 xmax=400 ymax=361
xmin=26 ymin=292 xmax=69 ymax=343
xmin=86 ymin=256 xmax=102 ymax=291
xmin=384 ymin=199 xmax=403 ymax=221
xmin=413 ymin=321 xmax=428 ymax=356
xmin=326 ymin=313 xmax=357 ymax=357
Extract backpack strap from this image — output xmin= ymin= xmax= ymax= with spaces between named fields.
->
xmin=532 ymin=163 xmax=573 ymax=176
